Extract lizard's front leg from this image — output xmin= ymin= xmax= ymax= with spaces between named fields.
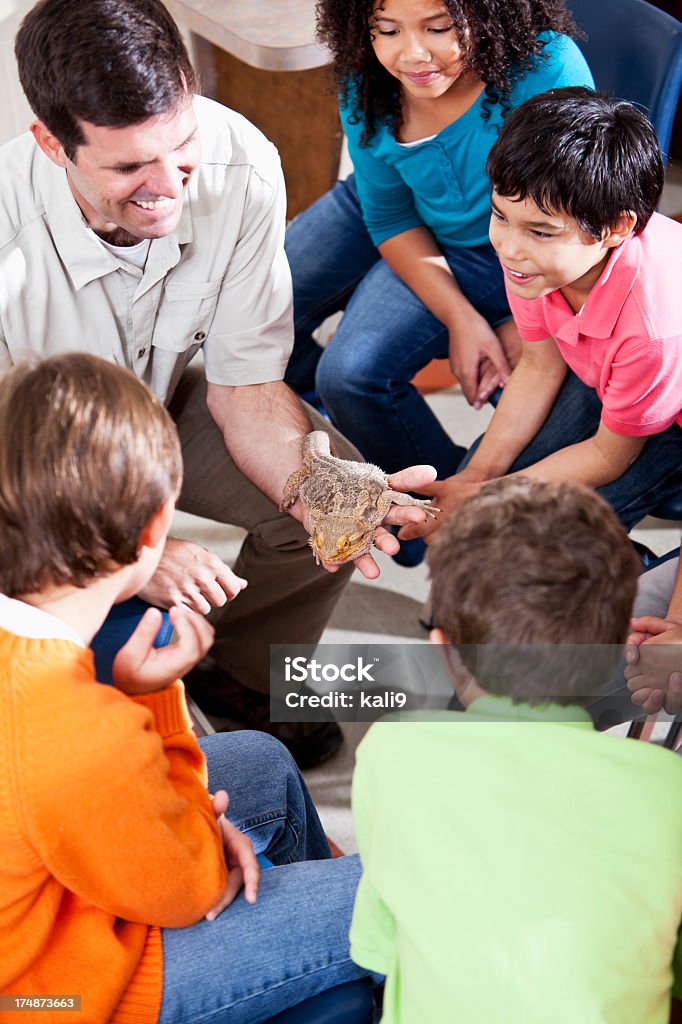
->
xmin=279 ymin=465 xmax=310 ymax=511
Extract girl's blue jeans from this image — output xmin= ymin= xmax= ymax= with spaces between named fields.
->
xmin=158 ymin=731 xmax=368 ymax=1024
xmin=284 ymin=173 xmax=510 ymax=478
xmin=285 ymin=175 xmax=682 ymax=529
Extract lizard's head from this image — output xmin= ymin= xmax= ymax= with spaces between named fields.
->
xmin=309 ymin=515 xmax=374 ymax=565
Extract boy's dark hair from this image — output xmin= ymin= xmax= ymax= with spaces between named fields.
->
xmin=0 ymin=354 xmax=182 ymax=596
xmin=487 ymin=86 xmax=664 ymax=237
xmin=15 ymin=0 xmax=196 ymax=161
xmin=427 ymin=477 xmax=641 ymax=704
xmin=316 ymin=0 xmax=578 ymax=145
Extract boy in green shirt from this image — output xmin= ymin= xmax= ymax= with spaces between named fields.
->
xmin=350 ymin=477 xmax=682 ymax=1024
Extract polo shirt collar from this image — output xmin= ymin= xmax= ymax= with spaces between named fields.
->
xmin=0 ymin=593 xmax=85 ymax=647
xmin=38 ymin=150 xmax=194 ymax=292
xmin=467 ymin=692 xmax=593 ymax=727
xmin=553 ymin=232 xmax=641 ymax=348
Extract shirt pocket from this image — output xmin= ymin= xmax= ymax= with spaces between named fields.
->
xmin=152 ymin=278 xmax=223 ymax=353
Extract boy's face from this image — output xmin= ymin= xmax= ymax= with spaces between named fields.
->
xmin=489 ymin=192 xmax=614 ymax=304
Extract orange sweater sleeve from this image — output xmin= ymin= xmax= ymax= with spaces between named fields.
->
xmin=13 ymin=647 xmax=227 ymax=928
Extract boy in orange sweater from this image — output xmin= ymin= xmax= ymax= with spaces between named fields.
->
xmin=0 ymin=354 xmax=367 ymax=1023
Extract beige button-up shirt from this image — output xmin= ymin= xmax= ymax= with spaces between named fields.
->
xmin=0 ymin=95 xmax=294 ymax=406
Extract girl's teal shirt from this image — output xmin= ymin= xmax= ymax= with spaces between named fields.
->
xmin=340 ymin=33 xmax=594 ymax=249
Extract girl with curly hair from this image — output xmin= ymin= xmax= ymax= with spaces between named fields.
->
xmin=285 ymin=0 xmax=593 ymax=562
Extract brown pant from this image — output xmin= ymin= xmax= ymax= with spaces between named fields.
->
xmin=168 ymin=365 xmax=356 ymax=695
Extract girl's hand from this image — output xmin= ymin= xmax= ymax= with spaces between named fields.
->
xmin=113 ymin=604 xmax=214 ymax=695
xmin=448 ymin=311 xmax=511 ymax=409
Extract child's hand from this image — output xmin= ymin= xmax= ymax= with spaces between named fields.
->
xmin=624 ymin=617 xmax=682 ymax=715
xmin=448 ymin=311 xmax=511 ymax=409
xmin=205 ymin=789 xmax=260 ymax=920
xmin=398 ymin=472 xmax=487 ymax=544
xmin=113 ymin=604 xmax=214 ymax=695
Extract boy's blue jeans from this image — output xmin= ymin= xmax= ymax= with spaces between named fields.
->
xmin=459 ymin=380 xmax=682 ymax=531
xmin=285 ymin=174 xmax=682 ymax=528
xmin=158 ymin=731 xmax=368 ymax=1024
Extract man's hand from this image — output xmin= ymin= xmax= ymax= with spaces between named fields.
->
xmin=205 ymin=789 xmax=260 ymax=921
xmin=113 ymin=604 xmax=215 ymax=695
xmin=625 ymin=616 xmax=682 ymax=715
xmin=138 ymin=537 xmax=247 ymax=615
xmin=398 ymin=473 xmax=487 ymax=545
xmin=449 ymin=311 xmax=511 ymax=409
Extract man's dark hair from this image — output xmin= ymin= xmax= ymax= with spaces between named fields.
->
xmin=427 ymin=477 xmax=641 ymax=705
xmin=486 ymin=86 xmax=664 ymax=238
xmin=15 ymin=0 xmax=196 ymax=160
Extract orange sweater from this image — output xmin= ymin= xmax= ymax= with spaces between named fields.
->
xmin=0 ymin=627 xmax=227 ymax=1024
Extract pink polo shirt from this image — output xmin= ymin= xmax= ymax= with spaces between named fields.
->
xmin=506 ymin=212 xmax=682 ymax=436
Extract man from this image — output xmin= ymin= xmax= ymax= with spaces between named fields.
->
xmin=4 ymin=0 xmax=434 ymax=767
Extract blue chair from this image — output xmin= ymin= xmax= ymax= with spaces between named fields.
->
xmin=256 ymin=853 xmax=376 ymax=1024
xmin=266 ymin=981 xmax=376 ymax=1024
xmin=570 ymin=0 xmax=682 ymax=164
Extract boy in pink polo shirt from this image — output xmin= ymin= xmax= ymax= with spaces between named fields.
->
xmin=400 ymin=87 xmax=682 ymax=544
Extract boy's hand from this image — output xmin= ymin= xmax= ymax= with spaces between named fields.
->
xmin=398 ymin=472 xmax=487 ymax=544
xmin=206 ymin=789 xmax=260 ymax=920
xmin=113 ymin=604 xmax=214 ymax=695
xmin=138 ymin=537 xmax=247 ymax=615
xmin=625 ymin=616 xmax=682 ymax=715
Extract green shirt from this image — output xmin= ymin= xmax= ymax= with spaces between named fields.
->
xmin=350 ymin=696 xmax=682 ymax=1023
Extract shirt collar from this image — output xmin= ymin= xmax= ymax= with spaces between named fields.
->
xmin=0 ymin=593 xmax=85 ymax=647
xmin=466 ymin=692 xmax=593 ymax=727
xmin=37 ymin=147 xmax=194 ymax=292
xmin=553 ymin=232 xmax=641 ymax=348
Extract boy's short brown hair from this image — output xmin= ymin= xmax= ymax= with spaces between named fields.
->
xmin=0 ymin=353 xmax=182 ymax=595
xmin=427 ymin=478 xmax=641 ymax=704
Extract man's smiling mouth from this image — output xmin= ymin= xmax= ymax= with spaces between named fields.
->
xmin=130 ymin=198 xmax=174 ymax=210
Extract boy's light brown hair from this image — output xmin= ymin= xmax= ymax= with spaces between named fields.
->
xmin=0 ymin=353 xmax=182 ymax=595
xmin=427 ymin=477 xmax=641 ymax=704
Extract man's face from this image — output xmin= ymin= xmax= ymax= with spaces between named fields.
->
xmin=489 ymin=191 xmax=612 ymax=304
xmin=62 ymin=99 xmax=200 ymax=243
